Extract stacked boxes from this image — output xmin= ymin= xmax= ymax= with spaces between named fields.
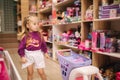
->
xmin=99 ymin=4 xmax=120 ymax=19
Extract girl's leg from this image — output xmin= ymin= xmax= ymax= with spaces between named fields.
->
xmin=27 ymin=64 xmax=34 ymax=80
xmin=37 ymin=68 xmax=47 ymax=80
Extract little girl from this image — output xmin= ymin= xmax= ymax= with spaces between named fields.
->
xmin=18 ymin=15 xmax=49 ymax=80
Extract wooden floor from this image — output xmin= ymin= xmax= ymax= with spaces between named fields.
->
xmin=7 ymin=48 xmax=62 ymax=80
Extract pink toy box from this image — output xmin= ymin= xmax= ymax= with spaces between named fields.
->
xmin=78 ymin=41 xmax=91 ymax=51
xmin=116 ymin=72 xmax=120 ymax=80
xmin=0 ymin=47 xmax=22 ymax=80
xmin=57 ymin=49 xmax=91 ymax=80
xmin=0 ymin=50 xmax=10 ymax=80
xmin=0 ymin=60 xmax=11 ymax=80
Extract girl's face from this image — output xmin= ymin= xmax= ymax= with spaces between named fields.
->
xmin=27 ymin=16 xmax=39 ymax=32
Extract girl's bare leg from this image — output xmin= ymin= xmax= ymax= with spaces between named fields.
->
xmin=37 ymin=68 xmax=47 ymax=80
xmin=27 ymin=64 xmax=34 ymax=80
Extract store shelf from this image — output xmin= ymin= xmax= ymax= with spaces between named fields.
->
xmin=55 ymin=0 xmax=74 ymax=8
xmin=82 ymin=20 xmax=93 ymax=23
xmin=54 ymin=21 xmax=81 ymax=26
xmin=46 ymin=41 xmax=53 ymax=44
xmin=94 ymin=17 xmax=120 ymax=21
xmin=63 ymin=44 xmax=78 ymax=49
xmin=96 ymin=51 xmax=120 ymax=58
xmin=43 ymin=24 xmax=52 ymax=27
xmin=56 ymin=42 xmax=78 ymax=49
xmin=39 ymin=6 xmax=52 ymax=13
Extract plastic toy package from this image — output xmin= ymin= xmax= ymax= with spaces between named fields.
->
xmin=0 ymin=51 xmax=10 ymax=80
xmin=0 ymin=60 xmax=11 ymax=80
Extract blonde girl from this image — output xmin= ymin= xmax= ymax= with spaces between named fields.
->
xmin=18 ymin=15 xmax=49 ymax=80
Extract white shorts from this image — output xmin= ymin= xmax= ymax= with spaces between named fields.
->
xmin=22 ymin=49 xmax=45 ymax=69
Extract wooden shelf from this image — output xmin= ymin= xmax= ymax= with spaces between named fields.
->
xmin=55 ymin=0 xmax=74 ymax=8
xmin=96 ymin=51 xmax=120 ymax=59
xmin=39 ymin=6 xmax=52 ymax=13
xmin=82 ymin=20 xmax=93 ymax=23
xmin=63 ymin=44 xmax=78 ymax=49
xmin=56 ymin=43 xmax=78 ymax=49
xmin=43 ymin=24 xmax=52 ymax=27
xmin=54 ymin=21 xmax=81 ymax=26
xmin=94 ymin=17 xmax=120 ymax=21
xmin=46 ymin=41 xmax=53 ymax=44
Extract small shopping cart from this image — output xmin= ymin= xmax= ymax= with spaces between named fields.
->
xmin=57 ymin=49 xmax=91 ymax=80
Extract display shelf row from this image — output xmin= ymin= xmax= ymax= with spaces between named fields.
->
xmin=19 ymin=0 xmax=120 ymax=20
xmin=95 ymin=50 xmax=120 ymax=59
xmin=41 ymin=16 xmax=120 ymax=27
xmin=26 ymin=0 xmax=120 ymax=26
xmin=54 ymin=40 xmax=120 ymax=59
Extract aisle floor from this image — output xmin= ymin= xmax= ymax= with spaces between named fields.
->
xmin=7 ymin=48 xmax=62 ymax=80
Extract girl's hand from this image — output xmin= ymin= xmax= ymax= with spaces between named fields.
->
xmin=21 ymin=57 xmax=27 ymax=63
xmin=45 ymin=53 xmax=50 ymax=59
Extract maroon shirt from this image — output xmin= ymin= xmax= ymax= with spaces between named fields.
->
xmin=18 ymin=31 xmax=47 ymax=57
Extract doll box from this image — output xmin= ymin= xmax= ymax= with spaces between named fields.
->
xmin=99 ymin=4 xmax=120 ymax=10
xmin=99 ymin=14 xmax=110 ymax=18
xmin=99 ymin=8 xmax=120 ymax=15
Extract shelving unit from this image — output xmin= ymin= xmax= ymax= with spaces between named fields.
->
xmin=16 ymin=0 xmax=22 ymax=33
xmin=52 ymin=0 xmax=82 ymax=60
xmin=38 ymin=0 xmax=53 ymax=59
xmin=92 ymin=20 xmax=120 ymax=66
xmin=18 ymin=1 xmax=120 ymax=78
xmin=20 ymin=0 xmax=29 ymax=33
xmin=92 ymin=2 xmax=120 ymax=76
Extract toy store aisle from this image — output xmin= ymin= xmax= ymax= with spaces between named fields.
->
xmin=7 ymin=48 xmax=62 ymax=80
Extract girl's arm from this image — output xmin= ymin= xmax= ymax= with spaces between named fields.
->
xmin=41 ymin=40 xmax=51 ymax=58
xmin=40 ymin=40 xmax=48 ymax=54
xmin=18 ymin=36 xmax=26 ymax=57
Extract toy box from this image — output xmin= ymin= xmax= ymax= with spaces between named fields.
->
xmin=0 ymin=50 xmax=22 ymax=80
xmin=100 ymin=4 xmax=120 ymax=10
xmin=0 ymin=59 xmax=11 ymax=80
xmin=57 ymin=49 xmax=91 ymax=80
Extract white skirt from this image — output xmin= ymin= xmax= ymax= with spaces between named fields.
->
xmin=22 ymin=49 xmax=45 ymax=69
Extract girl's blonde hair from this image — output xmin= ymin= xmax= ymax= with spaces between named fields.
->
xmin=17 ymin=15 xmax=43 ymax=41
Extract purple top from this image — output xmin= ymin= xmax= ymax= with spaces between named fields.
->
xmin=18 ymin=31 xmax=47 ymax=57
